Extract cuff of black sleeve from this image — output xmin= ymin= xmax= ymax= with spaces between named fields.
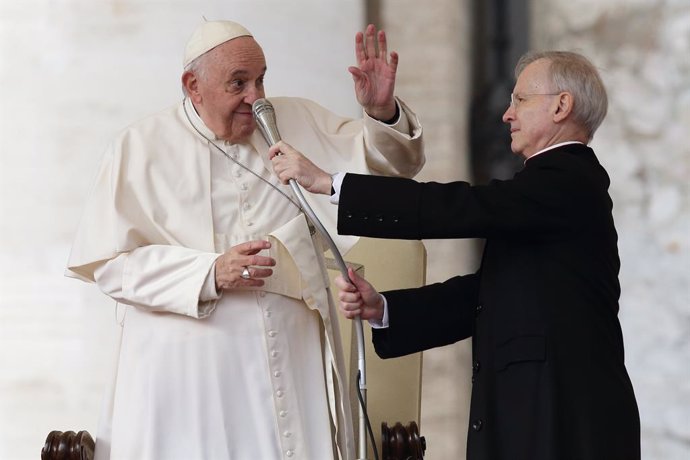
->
xmin=380 ymin=103 xmax=400 ymax=125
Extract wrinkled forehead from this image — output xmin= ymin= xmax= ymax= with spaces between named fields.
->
xmin=205 ymin=37 xmax=267 ymax=72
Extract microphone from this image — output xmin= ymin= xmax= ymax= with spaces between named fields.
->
xmin=252 ymin=98 xmax=282 ymax=146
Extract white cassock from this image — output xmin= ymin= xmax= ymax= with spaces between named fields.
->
xmin=66 ymin=96 xmax=424 ymax=460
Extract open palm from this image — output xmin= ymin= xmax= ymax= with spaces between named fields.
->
xmin=348 ymin=24 xmax=398 ymax=121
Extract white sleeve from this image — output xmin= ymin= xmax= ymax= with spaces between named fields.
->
xmin=93 ymin=244 xmax=221 ymax=319
xmin=364 ymin=98 xmax=409 ymax=135
xmin=329 ymin=172 xmax=346 ymax=205
xmin=368 ymin=294 xmax=390 ymax=329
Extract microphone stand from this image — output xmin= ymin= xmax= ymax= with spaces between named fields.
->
xmin=253 ymin=99 xmax=370 ymax=460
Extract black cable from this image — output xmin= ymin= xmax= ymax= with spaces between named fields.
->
xmin=356 ymin=370 xmax=380 ymax=460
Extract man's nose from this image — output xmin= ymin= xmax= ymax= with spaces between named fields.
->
xmin=502 ymin=106 xmax=514 ymax=123
xmin=245 ymin=84 xmax=265 ymax=105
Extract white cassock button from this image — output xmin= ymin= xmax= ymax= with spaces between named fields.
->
xmin=243 ymin=202 xmax=251 ymax=211
xmin=286 ymin=449 xmax=294 ymax=457
xmin=276 ymin=390 xmax=284 ymax=397
xmin=273 ymin=370 xmax=281 ymax=377
xmin=240 ymin=183 xmax=248 ymax=191
xmin=271 ymin=350 xmax=279 ymax=358
xmin=279 ymin=410 xmax=288 ymax=418
xmin=283 ymin=431 xmax=292 ymax=438
xmin=234 ymin=170 xmax=242 ymax=177
xmin=268 ymin=330 xmax=277 ymax=337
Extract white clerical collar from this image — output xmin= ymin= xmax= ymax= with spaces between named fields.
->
xmin=184 ymin=97 xmax=222 ymax=142
xmin=524 ymin=141 xmax=584 ymax=164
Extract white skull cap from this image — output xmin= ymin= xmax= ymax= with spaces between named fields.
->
xmin=183 ymin=20 xmax=253 ymax=68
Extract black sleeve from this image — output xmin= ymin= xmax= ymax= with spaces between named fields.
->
xmin=338 ymin=155 xmax=597 ymax=241
xmin=372 ymin=273 xmax=479 ymax=359
xmin=338 ymin=173 xmax=424 ymax=240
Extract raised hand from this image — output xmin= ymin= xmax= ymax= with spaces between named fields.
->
xmin=348 ymin=24 xmax=398 ymax=122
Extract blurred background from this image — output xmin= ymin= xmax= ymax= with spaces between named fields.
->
xmin=0 ymin=0 xmax=688 ymax=459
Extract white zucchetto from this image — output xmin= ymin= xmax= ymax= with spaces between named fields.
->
xmin=183 ymin=20 xmax=253 ymax=68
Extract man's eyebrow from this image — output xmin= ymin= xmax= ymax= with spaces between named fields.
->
xmin=229 ymin=69 xmax=249 ymax=78
xmin=229 ymin=66 xmax=267 ymax=78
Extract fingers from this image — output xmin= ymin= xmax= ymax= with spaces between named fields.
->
xmin=241 ymin=266 xmax=274 ymax=280
xmin=334 ymin=272 xmax=356 ymax=291
xmin=234 ymin=240 xmax=276 ymax=269
xmin=269 ymin=147 xmax=290 ymax=184
xmin=335 ymin=275 xmax=359 ymax=305
xmin=354 ymin=31 xmax=365 ymax=65
xmin=347 ymin=65 xmax=364 ymax=81
xmin=236 ymin=239 xmax=272 ymax=256
xmin=342 ymin=308 xmax=361 ymax=320
xmin=355 ymin=25 xmax=391 ymax=64
xmin=268 ymin=140 xmax=291 ymax=160
xmin=338 ymin=296 xmax=363 ymax=319
xmin=348 ymin=267 xmax=372 ymax=293
xmin=269 ymin=141 xmax=300 ymax=184
xmin=364 ymin=24 xmax=377 ymax=61
xmin=215 ymin=240 xmax=276 ymax=291
xmin=270 ymin=146 xmax=331 ymax=194
xmin=377 ymin=29 xmax=388 ymax=61
xmin=336 ymin=268 xmax=366 ymax=319
xmin=389 ymin=51 xmax=399 ymax=73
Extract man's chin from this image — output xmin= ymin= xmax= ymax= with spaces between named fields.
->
xmin=509 ymin=142 xmax=522 ymax=157
xmin=224 ymin=125 xmax=256 ymax=144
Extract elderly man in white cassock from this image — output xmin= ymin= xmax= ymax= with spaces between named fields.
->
xmin=65 ymin=19 xmax=424 ymax=460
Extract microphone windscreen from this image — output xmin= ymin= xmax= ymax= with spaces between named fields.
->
xmin=252 ymin=98 xmax=282 ymax=146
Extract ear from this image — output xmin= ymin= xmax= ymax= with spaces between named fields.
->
xmin=553 ymin=92 xmax=573 ymax=123
xmin=182 ymin=71 xmax=201 ymax=103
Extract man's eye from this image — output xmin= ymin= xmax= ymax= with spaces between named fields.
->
xmin=230 ymin=80 xmax=245 ymax=89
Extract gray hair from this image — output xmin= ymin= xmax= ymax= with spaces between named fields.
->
xmin=516 ymin=51 xmax=608 ymax=141
xmin=182 ymin=52 xmax=211 ymax=96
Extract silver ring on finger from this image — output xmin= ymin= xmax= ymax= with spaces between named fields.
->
xmin=241 ymin=266 xmax=251 ymax=280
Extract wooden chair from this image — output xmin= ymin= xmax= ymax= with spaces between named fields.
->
xmin=41 ymin=430 xmax=94 ymax=460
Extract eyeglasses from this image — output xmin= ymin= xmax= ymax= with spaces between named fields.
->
xmin=509 ymin=93 xmax=561 ymax=109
